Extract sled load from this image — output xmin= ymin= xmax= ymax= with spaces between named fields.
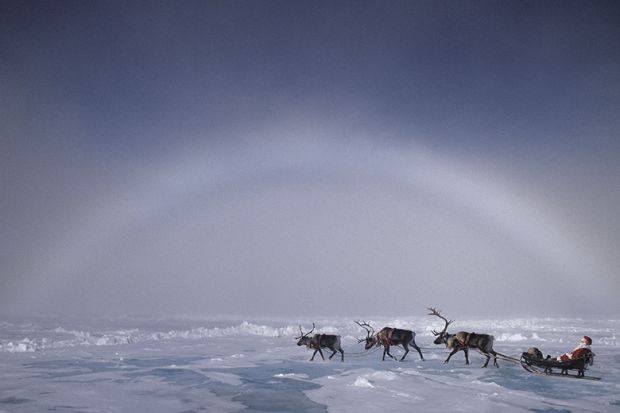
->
xmin=520 ymin=347 xmax=600 ymax=380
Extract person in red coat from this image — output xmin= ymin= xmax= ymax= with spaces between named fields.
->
xmin=556 ymin=336 xmax=592 ymax=362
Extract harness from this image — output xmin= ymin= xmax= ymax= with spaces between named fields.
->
xmin=379 ymin=329 xmax=394 ymax=347
xmin=458 ymin=332 xmax=474 ymax=348
xmin=311 ymin=334 xmax=324 ymax=350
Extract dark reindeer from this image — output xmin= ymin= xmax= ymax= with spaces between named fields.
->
xmin=296 ymin=323 xmax=344 ymax=362
xmin=356 ymin=321 xmax=424 ymax=361
xmin=428 ymin=307 xmax=499 ymax=368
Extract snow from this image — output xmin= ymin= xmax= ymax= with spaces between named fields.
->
xmin=0 ymin=316 xmax=619 ymax=412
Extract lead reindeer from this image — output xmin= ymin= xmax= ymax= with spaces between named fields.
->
xmin=296 ymin=323 xmax=344 ymax=362
xmin=356 ymin=321 xmax=424 ymax=361
xmin=428 ymin=307 xmax=499 ymax=368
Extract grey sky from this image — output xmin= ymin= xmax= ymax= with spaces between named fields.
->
xmin=1 ymin=1 xmax=619 ymax=318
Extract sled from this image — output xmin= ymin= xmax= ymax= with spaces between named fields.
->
xmin=520 ymin=348 xmax=600 ymax=380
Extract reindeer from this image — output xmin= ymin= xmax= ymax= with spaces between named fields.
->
xmin=296 ymin=323 xmax=344 ymax=362
xmin=427 ymin=307 xmax=499 ymax=368
xmin=356 ymin=321 xmax=424 ymax=361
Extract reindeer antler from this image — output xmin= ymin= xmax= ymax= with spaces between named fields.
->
xmin=427 ymin=307 xmax=453 ymax=336
xmin=355 ymin=320 xmax=375 ymax=343
xmin=295 ymin=322 xmax=316 ymax=340
xmin=308 ymin=322 xmax=316 ymax=336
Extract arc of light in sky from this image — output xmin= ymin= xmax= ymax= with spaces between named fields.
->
xmin=13 ymin=132 xmax=604 ymax=312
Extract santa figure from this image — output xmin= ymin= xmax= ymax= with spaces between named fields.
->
xmin=556 ymin=336 xmax=592 ymax=362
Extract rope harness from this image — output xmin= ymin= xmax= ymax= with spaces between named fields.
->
xmin=344 ymin=345 xmax=383 ymax=358
xmin=343 ymin=343 xmax=437 ymax=358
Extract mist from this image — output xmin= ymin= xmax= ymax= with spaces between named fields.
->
xmin=2 ymin=1 xmax=619 ymax=319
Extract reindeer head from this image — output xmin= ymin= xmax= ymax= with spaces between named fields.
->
xmin=295 ymin=323 xmax=315 ymax=347
xmin=355 ymin=321 xmax=378 ymax=350
xmin=427 ymin=307 xmax=453 ymax=346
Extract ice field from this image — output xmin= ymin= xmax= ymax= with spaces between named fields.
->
xmin=1 ymin=316 xmax=619 ymax=412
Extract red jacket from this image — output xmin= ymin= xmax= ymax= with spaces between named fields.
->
xmin=557 ymin=345 xmax=590 ymax=362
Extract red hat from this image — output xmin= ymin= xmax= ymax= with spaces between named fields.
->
xmin=583 ymin=336 xmax=592 ymax=345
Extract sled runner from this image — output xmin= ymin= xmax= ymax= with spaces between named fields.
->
xmin=520 ymin=347 xmax=600 ymax=380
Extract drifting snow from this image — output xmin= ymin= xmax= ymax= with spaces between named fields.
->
xmin=0 ymin=320 xmax=301 ymax=353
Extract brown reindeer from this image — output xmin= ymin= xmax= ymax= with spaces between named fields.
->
xmin=356 ymin=321 xmax=424 ymax=361
xmin=296 ymin=323 xmax=344 ymax=362
xmin=428 ymin=307 xmax=499 ymax=368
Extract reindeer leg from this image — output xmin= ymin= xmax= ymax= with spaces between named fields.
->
xmin=491 ymin=350 xmax=499 ymax=368
xmin=463 ymin=348 xmax=470 ymax=365
xmin=310 ymin=349 xmax=318 ymax=361
xmin=318 ymin=348 xmax=325 ymax=361
xmin=328 ymin=346 xmax=337 ymax=360
xmin=445 ymin=348 xmax=459 ymax=363
xmin=412 ymin=342 xmax=424 ymax=360
xmin=400 ymin=344 xmax=409 ymax=361
xmin=340 ymin=348 xmax=344 ymax=362
xmin=387 ymin=345 xmax=398 ymax=361
xmin=383 ymin=345 xmax=396 ymax=361
xmin=482 ymin=352 xmax=490 ymax=368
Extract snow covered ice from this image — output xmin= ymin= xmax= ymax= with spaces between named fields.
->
xmin=1 ymin=316 xmax=619 ymax=412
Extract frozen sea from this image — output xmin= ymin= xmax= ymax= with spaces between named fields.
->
xmin=1 ymin=316 xmax=619 ymax=412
